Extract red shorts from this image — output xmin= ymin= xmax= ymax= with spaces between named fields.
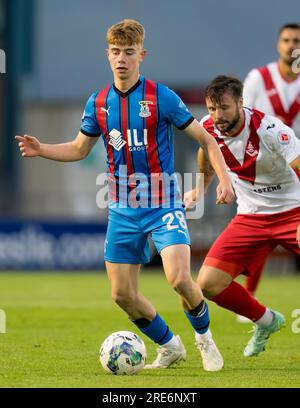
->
xmin=204 ymin=206 xmax=300 ymax=279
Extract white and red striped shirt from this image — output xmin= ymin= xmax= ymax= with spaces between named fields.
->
xmin=243 ymin=62 xmax=300 ymax=139
xmin=201 ymin=108 xmax=300 ymax=214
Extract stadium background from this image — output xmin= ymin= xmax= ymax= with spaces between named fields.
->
xmin=0 ymin=0 xmax=299 ymax=273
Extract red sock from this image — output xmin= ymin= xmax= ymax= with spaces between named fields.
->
xmin=211 ymin=281 xmax=266 ymax=321
xmin=245 ymin=265 xmax=264 ymax=294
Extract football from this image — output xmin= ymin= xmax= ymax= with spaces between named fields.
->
xmin=99 ymin=331 xmax=147 ymax=375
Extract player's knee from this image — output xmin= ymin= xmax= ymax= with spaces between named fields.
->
xmin=169 ymin=273 xmax=192 ymax=296
xmin=197 ymin=268 xmax=223 ymax=299
xmin=111 ymin=289 xmax=136 ymax=309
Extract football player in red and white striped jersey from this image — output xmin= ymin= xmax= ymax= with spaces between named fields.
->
xmin=244 ymin=23 xmax=300 ymax=137
xmin=184 ymin=76 xmax=300 ymax=357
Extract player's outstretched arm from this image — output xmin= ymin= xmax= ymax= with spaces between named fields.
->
xmin=184 ymin=119 xmax=234 ymax=205
xmin=15 ymin=132 xmax=98 ymax=162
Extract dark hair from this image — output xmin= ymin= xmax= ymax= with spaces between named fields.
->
xmin=278 ymin=23 xmax=300 ymax=36
xmin=205 ymin=76 xmax=243 ymax=105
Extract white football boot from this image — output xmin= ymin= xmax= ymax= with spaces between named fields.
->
xmin=144 ymin=335 xmax=186 ymax=369
xmin=195 ymin=333 xmax=224 ymax=371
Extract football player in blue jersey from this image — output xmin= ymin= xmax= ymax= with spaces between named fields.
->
xmin=16 ymin=19 xmax=234 ymax=371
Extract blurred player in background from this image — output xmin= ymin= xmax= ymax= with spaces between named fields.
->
xmin=185 ymin=76 xmax=300 ymax=357
xmin=243 ymin=23 xmax=300 ymax=298
xmin=16 ymin=20 xmax=234 ymax=371
xmin=244 ymin=23 xmax=300 ymax=134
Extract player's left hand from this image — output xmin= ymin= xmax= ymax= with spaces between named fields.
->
xmin=297 ymin=224 xmax=300 ymax=248
xmin=216 ymin=179 xmax=235 ymax=205
xmin=184 ymin=189 xmax=199 ymax=210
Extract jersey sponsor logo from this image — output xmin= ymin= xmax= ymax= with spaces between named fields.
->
xmin=127 ymin=129 xmax=148 ymax=151
xmin=101 ymin=106 xmax=111 ymax=116
xmin=245 ymin=141 xmax=258 ymax=157
xmin=139 ymin=101 xmax=153 ymax=118
xmin=278 ymin=133 xmax=290 ymax=144
xmin=108 ymin=128 xmax=148 ymax=151
xmin=108 ymin=129 xmax=127 ymax=151
xmin=253 ymin=184 xmax=282 ymax=194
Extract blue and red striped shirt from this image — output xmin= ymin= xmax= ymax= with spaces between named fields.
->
xmin=81 ymin=76 xmax=194 ymax=207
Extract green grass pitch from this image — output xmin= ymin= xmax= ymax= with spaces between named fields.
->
xmin=0 ymin=272 xmax=300 ymax=388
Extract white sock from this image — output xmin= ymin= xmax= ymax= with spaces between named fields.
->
xmin=195 ymin=328 xmax=212 ymax=342
xmin=255 ymin=308 xmax=274 ymax=328
xmin=162 ymin=335 xmax=180 ymax=349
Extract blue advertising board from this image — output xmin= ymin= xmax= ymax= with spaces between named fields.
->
xmin=0 ymin=221 xmax=107 ymax=270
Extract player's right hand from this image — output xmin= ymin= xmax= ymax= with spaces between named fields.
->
xmin=216 ymin=179 xmax=235 ymax=205
xmin=15 ymin=135 xmax=41 ymax=157
xmin=297 ymin=224 xmax=300 ymax=248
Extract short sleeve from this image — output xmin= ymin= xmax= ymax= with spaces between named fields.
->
xmin=270 ymin=118 xmax=300 ymax=163
xmin=160 ymin=86 xmax=194 ymax=130
xmin=81 ymin=93 xmax=101 ymax=137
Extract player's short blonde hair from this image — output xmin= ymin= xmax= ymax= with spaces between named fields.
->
xmin=106 ymin=19 xmax=145 ymax=47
